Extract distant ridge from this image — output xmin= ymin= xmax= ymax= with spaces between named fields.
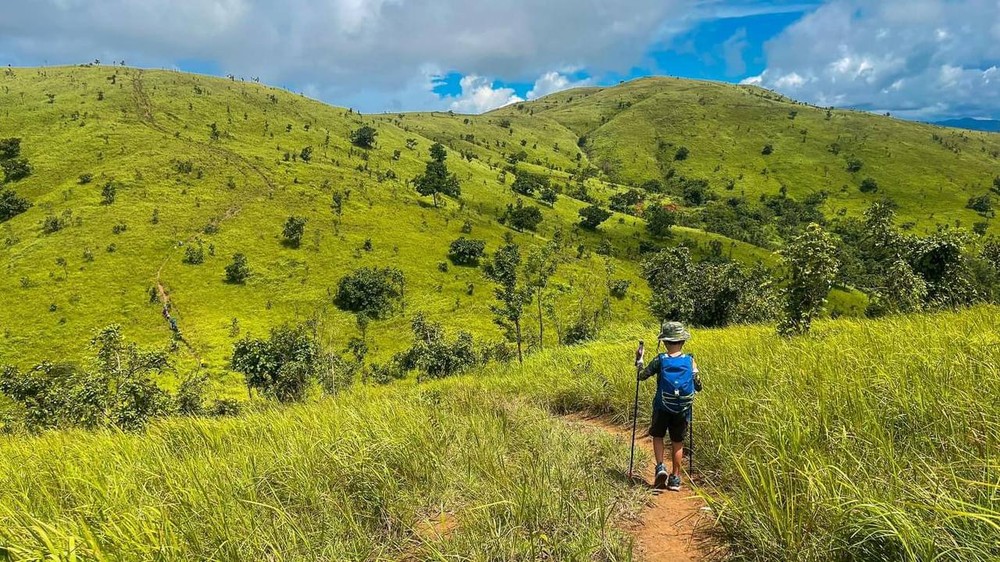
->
xmin=932 ymin=118 xmax=1000 ymax=132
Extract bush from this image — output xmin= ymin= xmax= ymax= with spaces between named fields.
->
xmin=299 ymin=146 xmax=313 ymax=162
xmin=539 ymin=187 xmax=558 ymax=206
xmin=78 ymin=173 xmax=93 ymax=184
xmin=42 ymin=214 xmax=65 ymax=234
xmin=609 ymin=189 xmax=643 ymax=214
xmin=282 ymin=215 xmax=307 ymax=247
xmin=0 ymin=189 xmax=31 ymax=222
xmin=0 ymin=137 xmax=20 ymax=160
xmin=503 ymin=200 xmax=543 ymax=232
xmin=349 ymin=125 xmax=377 ymax=148
xmin=608 ymin=279 xmax=631 ymax=299
xmin=448 ymin=237 xmax=486 ymax=266
xmin=578 ymin=204 xmax=611 ymax=230
xmin=225 ymin=253 xmax=250 ymax=284
xmin=394 ymin=313 xmax=478 ymax=379
xmin=674 ymin=146 xmax=689 ymax=161
xmin=644 ymin=203 xmax=675 ymax=237
xmin=334 ymin=266 xmax=405 ymax=318
xmin=966 ymin=193 xmax=994 ymax=215
xmin=778 ymin=224 xmax=839 ymax=335
xmin=859 ymin=178 xmax=879 ymax=193
xmin=681 ymin=179 xmax=714 ymax=206
xmin=761 ymin=144 xmax=773 ymax=155
xmin=846 ymin=157 xmax=863 ymax=173
xmin=511 ymin=171 xmax=549 ymax=197
xmin=1 ymin=158 xmax=31 ymax=183
xmin=175 ymin=374 xmax=207 ymax=416
xmin=183 ymin=243 xmax=205 ymax=265
xmin=231 ymin=324 xmax=328 ymax=402
xmin=101 ymin=181 xmax=117 ymax=204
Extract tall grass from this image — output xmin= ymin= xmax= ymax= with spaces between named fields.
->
xmin=2 ymin=307 xmax=998 ymax=560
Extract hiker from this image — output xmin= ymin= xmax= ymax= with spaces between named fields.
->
xmin=638 ymin=321 xmax=701 ymax=491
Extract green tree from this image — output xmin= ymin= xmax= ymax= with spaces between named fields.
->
xmin=414 ymin=142 xmax=461 ymax=207
xmin=578 ymin=204 xmax=611 ymax=230
xmin=967 ymin=193 xmax=994 ymax=215
xmin=0 ymin=189 xmax=31 ymax=222
xmin=448 ymin=237 xmax=486 ymax=266
xmin=231 ymin=323 xmax=327 ymax=403
xmin=503 ymin=199 xmax=543 ymax=232
xmin=393 ymin=313 xmax=478 ymax=380
xmin=282 ymin=215 xmax=307 ymax=247
xmin=484 ymin=243 xmax=531 ymax=363
xmin=778 ymin=224 xmax=839 ymax=336
xmin=644 ymin=203 xmax=675 ymax=237
xmin=0 ymin=137 xmax=20 ymax=160
xmin=299 ymin=146 xmax=313 ymax=162
xmin=349 ymin=125 xmax=377 ymax=148
xmin=101 ymin=181 xmax=117 ymax=205
xmin=225 ymin=253 xmax=251 ymax=284
xmin=524 ymin=243 xmax=558 ymax=350
xmin=1 ymin=158 xmax=31 ymax=183
xmin=335 ymin=267 xmax=405 ymax=319
xmin=859 ymin=177 xmax=879 ymax=193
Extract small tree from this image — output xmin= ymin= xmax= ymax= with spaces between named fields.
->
xmin=335 ymin=267 xmax=405 ymax=319
xmin=484 ymin=243 xmax=531 ymax=363
xmin=0 ymin=189 xmax=31 ymax=222
xmin=394 ymin=313 xmax=478 ymax=379
xmin=101 ymin=181 xmax=117 ymax=205
xmin=183 ymin=243 xmax=205 ymax=265
xmin=300 ymin=146 xmax=313 ymax=162
xmin=225 ymin=253 xmax=251 ymax=284
xmin=539 ymin=187 xmax=558 ymax=206
xmin=414 ymin=142 xmax=461 ymax=207
xmin=778 ymin=224 xmax=839 ymax=336
xmin=231 ymin=323 xmax=326 ymax=402
xmin=1 ymin=158 xmax=31 ymax=183
xmin=762 ymin=144 xmax=773 ymax=155
xmin=448 ymin=237 xmax=486 ymax=266
xmin=524 ymin=243 xmax=558 ymax=350
xmin=644 ymin=203 xmax=675 ymax=237
xmin=578 ymin=204 xmax=611 ymax=230
xmin=859 ymin=178 xmax=879 ymax=193
xmin=0 ymin=137 xmax=20 ymax=160
xmin=350 ymin=125 xmax=377 ymax=148
xmin=282 ymin=215 xmax=307 ymax=247
xmin=674 ymin=146 xmax=689 ymax=161
xmin=503 ymin=199 xmax=543 ymax=232
xmin=846 ymin=157 xmax=863 ymax=173
xmin=967 ymin=193 xmax=994 ymax=215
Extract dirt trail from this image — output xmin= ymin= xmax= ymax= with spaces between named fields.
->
xmin=565 ymin=415 xmax=719 ymax=561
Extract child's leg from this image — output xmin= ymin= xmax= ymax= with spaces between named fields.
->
xmin=670 ymin=441 xmax=684 ymax=476
xmin=653 ymin=437 xmax=665 ymax=466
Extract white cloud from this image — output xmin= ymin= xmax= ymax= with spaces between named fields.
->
xmin=526 ymin=71 xmax=590 ymax=100
xmin=0 ymin=0 xmax=695 ymax=111
xmin=448 ymin=75 xmax=523 ymax=113
xmin=721 ymin=27 xmax=749 ymax=76
xmin=750 ymin=0 xmax=1000 ymax=119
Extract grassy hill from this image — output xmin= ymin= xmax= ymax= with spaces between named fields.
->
xmin=2 ymin=306 xmax=997 ymax=560
xmin=0 ymin=66 xmax=660 ymax=387
xmin=408 ymin=76 xmax=1000 ymax=236
xmin=1 ymin=66 xmax=995 ymax=392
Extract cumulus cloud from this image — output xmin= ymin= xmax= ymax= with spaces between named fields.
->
xmin=745 ymin=0 xmax=1000 ymax=119
xmin=527 ymin=71 xmax=591 ymax=100
xmin=0 ymin=0 xmax=693 ymax=111
xmin=447 ymin=75 xmax=523 ymax=113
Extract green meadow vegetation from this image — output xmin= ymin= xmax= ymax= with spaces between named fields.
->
xmin=1 ymin=307 xmax=997 ymax=560
xmin=2 ymin=65 xmax=1000 ymax=560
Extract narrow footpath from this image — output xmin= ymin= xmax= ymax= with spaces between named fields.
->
xmin=565 ymin=415 xmax=720 ymax=561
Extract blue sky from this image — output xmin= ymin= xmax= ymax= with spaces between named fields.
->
xmin=1 ymin=1 xmax=998 ymax=120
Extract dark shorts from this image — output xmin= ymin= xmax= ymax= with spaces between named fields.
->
xmin=649 ymin=408 xmax=688 ymax=443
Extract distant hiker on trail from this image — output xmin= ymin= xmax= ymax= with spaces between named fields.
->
xmin=638 ymin=321 xmax=701 ymax=491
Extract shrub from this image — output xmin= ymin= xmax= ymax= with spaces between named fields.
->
xmin=681 ymin=179 xmax=714 ymax=206
xmin=761 ymin=144 xmax=773 ymax=155
xmin=225 ymin=253 xmax=250 ymax=284
xmin=778 ymin=224 xmax=839 ymax=335
xmin=183 ymin=243 xmax=205 ymax=265
xmin=846 ymin=157 xmax=863 ymax=173
xmin=0 ymin=137 xmax=20 ymax=160
xmin=42 ymin=214 xmax=65 ymax=234
xmin=511 ymin=171 xmax=549 ymax=197
xmin=175 ymin=374 xmax=207 ymax=416
xmin=609 ymin=189 xmax=643 ymax=214
xmin=78 ymin=173 xmax=93 ymax=184
xmin=859 ymin=178 xmax=879 ymax=193
xmin=101 ymin=181 xmax=117 ymax=205
xmin=503 ymin=200 xmax=543 ymax=232
xmin=644 ymin=203 xmax=675 ymax=237
xmin=608 ymin=279 xmax=631 ymax=299
xmin=0 ymin=189 xmax=31 ymax=222
xmin=349 ymin=125 xmax=377 ymax=148
xmin=674 ymin=146 xmax=689 ymax=161
xmin=966 ymin=193 xmax=994 ymax=215
xmin=448 ymin=237 xmax=486 ymax=266
xmin=578 ymin=204 xmax=611 ymax=230
xmin=334 ymin=266 xmax=405 ymax=318
xmin=231 ymin=324 xmax=327 ymax=403
xmin=394 ymin=313 xmax=478 ymax=379
xmin=299 ymin=146 xmax=313 ymax=162
xmin=282 ymin=215 xmax=307 ymax=247
xmin=1 ymin=158 xmax=31 ymax=183
xmin=540 ymin=187 xmax=558 ymax=206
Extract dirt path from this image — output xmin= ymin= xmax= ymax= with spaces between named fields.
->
xmin=565 ymin=415 xmax=719 ymax=561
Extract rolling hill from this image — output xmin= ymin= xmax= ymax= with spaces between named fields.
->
xmin=1 ymin=67 xmax=996 ymax=392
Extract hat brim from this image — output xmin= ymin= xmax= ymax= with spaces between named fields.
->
xmin=658 ymin=333 xmax=690 ymax=342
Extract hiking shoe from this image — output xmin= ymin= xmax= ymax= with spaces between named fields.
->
xmin=653 ymin=464 xmax=668 ymax=489
xmin=666 ymin=474 xmax=682 ymax=491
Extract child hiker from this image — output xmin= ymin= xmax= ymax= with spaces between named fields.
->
xmin=638 ymin=321 xmax=701 ymax=491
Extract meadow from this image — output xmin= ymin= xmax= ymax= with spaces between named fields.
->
xmin=2 ymin=306 xmax=997 ymax=561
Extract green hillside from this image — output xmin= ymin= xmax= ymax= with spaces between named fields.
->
xmin=0 ymin=66 xmax=657 ymax=385
xmin=406 ymin=77 xmax=999 ymax=236
xmin=2 ymin=67 xmax=997 ymax=392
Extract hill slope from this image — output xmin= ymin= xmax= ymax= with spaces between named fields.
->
xmin=0 ymin=66 xmax=653 ymax=384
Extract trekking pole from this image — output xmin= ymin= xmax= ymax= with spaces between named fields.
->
xmin=628 ymin=340 xmax=644 ymax=479
xmin=688 ymin=404 xmax=694 ymax=476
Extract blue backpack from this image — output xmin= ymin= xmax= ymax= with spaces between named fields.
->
xmin=655 ymin=353 xmax=696 ymax=415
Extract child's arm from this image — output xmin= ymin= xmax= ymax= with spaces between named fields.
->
xmin=638 ymin=354 xmax=660 ymax=381
xmin=692 ymin=358 xmax=703 ymax=391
